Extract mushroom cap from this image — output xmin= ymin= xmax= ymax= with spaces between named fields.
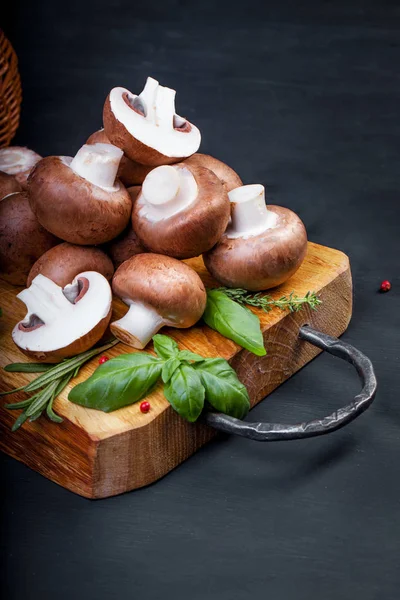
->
xmin=86 ymin=129 xmax=152 ymax=185
xmin=0 ymin=146 xmax=42 ymax=188
xmin=103 ymin=83 xmax=201 ymax=166
xmin=203 ymin=206 xmax=308 ymax=291
xmin=132 ymin=164 xmax=230 ymax=259
xmin=0 ymin=192 xmax=59 ymax=285
xmin=0 ymin=171 xmax=22 ymax=199
xmin=28 ymin=156 xmax=132 ymax=245
xmin=13 ymin=271 xmax=112 ymax=362
xmin=27 ymin=242 xmax=114 ymax=287
xmin=112 ymin=253 xmax=206 ymax=327
xmin=184 ymin=153 xmax=242 ymax=193
xmin=104 ymin=226 xmax=146 ymax=269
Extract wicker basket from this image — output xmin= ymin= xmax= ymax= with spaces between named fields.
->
xmin=0 ymin=30 xmax=22 ymax=148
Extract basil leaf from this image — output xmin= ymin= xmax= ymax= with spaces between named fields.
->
xmin=203 ymin=290 xmax=266 ymax=356
xmin=194 ymin=358 xmax=250 ymax=419
xmin=162 ymin=357 xmax=181 ymax=384
xmin=153 ymin=334 xmax=179 ymax=359
xmin=69 ymin=353 xmax=162 ymax=412
xmin=178 ymin=350 xmax=206 ymax=363
xmin=164 ymin=364 xmax=205 ymax=422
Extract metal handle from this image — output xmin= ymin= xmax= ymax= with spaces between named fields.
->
xmin=205 ymin=326 xmax=377 ymax=441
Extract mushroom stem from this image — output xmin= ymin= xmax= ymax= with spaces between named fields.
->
xmin=138 ymin=76 xmax=159 ymax=122
xmin=155 ymin=86 xmax=176 ymax=129
xmin=70 ymin=143 xmax=123 ymax=190
xmin=18 ymin=275 xmax=71 ymax=324
xmin=140 ymin=165 xmax=198 ymax=220
xmin=111 ymin=301 xmax=164 ymax=349
xmin=226 ymin=184 xmax=277 ymax=239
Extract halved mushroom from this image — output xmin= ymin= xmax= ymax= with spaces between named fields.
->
xmin=0 ymin=146 xmax=42 ymax=188
xmin=111 ymin=253 xmax=206 ymax=348
xmin=86 ymin=129 xmax=152 ymax=185
xmin=13 ymin=271 xmax=112 ymax=362
xmin=184 ymin=153 xmax=242 ymax=192
xmin=0 ymin=171 xmax=22 ymax=199
xmin=27 ymin=242 xmax=114 ymax=287
xmin=203 ymin=184 xmax=308 ymax=291
xmin=0 ymin=192 xmax=59 ymax=285
xmin=131 ymin=163 xmax=230 ymax=259
xmin=28 ymin=143 xmax=132 ymax=245
xmin=103 ymin=77 xmax=201 ymax=166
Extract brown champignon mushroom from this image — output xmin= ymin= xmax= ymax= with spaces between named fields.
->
xmin=86 ymin=128 xmax=152 ymax=186
xmin=27 ymin=242 xmax=114 ymax=287
xmin=28 ymin=143 xmax=132 ymax=245
xmin=0 ymin=146 xmax=42 ymax=189
xmin=103 ymin=77 xmax=201 ymax=166
xmin=183 ymin=153 xmax=242 ymax=192
xmin=131 ymin=163 xmax=230 ymax=259
xmin=111 ymin=253 xmax=206 ymax=348
xmin=102 ymin=186 xmax=146 ymax=268
xmin=0 ymin=171 xmax=22 ymax=199
xmin=0 ymin=192 xmax=59 ymax=285
xmin=13 ymin=271 xmax=112 ymax=362
xmin=203 ymin=184 xmax=307 ymax=291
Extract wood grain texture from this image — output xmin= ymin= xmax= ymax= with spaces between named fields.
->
xmin=0 ymin=242 xmax=352 ymax=498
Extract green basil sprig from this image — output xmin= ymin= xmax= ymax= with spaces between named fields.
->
xmin=69 ymin=334 xmax=250 ymax=423
xmin=203 ymin=289 xmax=266 ymax=356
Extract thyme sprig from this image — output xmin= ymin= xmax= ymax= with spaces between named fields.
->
xmin=2 ymin=339 xmax=119 ymax=431
xmin=214 ymin=288 xmax=322 ymax=313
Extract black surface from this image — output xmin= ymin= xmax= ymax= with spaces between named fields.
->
xmin=1 ymin=2 xmax=400 ymax=599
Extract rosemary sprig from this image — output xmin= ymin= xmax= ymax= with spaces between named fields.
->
xmin=2 ymin=339 xmax=119 ymax=431
xmin=214 ymin=288 xmax=322 ymax=313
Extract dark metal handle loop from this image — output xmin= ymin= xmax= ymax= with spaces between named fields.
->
xmin=205 ymin=326 xmax=377 ymax=441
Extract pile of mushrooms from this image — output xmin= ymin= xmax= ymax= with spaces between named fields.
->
xmin=0 ymin=75 xmax=307 ymax=357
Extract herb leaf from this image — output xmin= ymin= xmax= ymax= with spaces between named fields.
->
xmin=153 ymin=334 xmax=179 ymax=360
xmin=4 ymin=363 xmax=54 ymax=373
xmin=203 ymin=290 xmax=266 ymax=356
xmin=69 ymin=353 xmax=163 ymax=412
xmin=164 ymin=364 xmax=205 ymax=422
xmin=194 ymin=359 xmax=250 ymax=419
xmin=161 ymin=357 xmax=181 ymax=384
xmin=178 ymin=350 xmax=206 ymax=363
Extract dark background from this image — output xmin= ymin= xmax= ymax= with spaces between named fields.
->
xmin=1 ymin=1 xmax=400 ymax=598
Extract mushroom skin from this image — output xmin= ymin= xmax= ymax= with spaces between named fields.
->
xmin=184 ymin=153 xmax=242 ymax=193
xmin=103 ymin=77 xmax=201 ymax=166
xmin=102 ymin=187 xmax=146 ymax=268
xmin=203 ymin=185 xmax=307 ymax=291
xmin=28 ymin=144 xmax=132 ymax=245
xmin=13 ymin=272 xmax=112 ymax=362
xmin=104 ymin=226 xmax=146 ymax=269
xmin=0 ymin=192 xmax=59 ymax=285
xmin=0 ymin=146 xmax=42 ymax=189
xmin=132 ymin=163 xmax=230 ymax=259
xmin=0 ymin=171 xmax=22 ymax=199
xmin=111 ymin=253 xmax=207 ymax=349
xmin=27 ymin=242 xmax=114 ymax=287
xmin=86 ymin=129 xmax=152 ymax=185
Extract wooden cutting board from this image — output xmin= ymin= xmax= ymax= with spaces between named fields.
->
xmin=0 ymin=242 xmax=352 ymax=498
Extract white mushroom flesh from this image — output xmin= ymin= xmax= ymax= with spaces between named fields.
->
xmin=0 ymin=147 xmax=41 ymax=175
xmin=138 ymin=164 xmax=198 ymax=221
xmin=12 ymin=271 xmax=112 ymax=352
xmin=70 ymin=143 xmax=123 ymax=191
xmin=111 ymin=300 xmax=164 ymax=349
xmin=109 ymin=77 xmax=201 ymax=158
xmin=225 ymin=184 xmax=278 ymax=239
